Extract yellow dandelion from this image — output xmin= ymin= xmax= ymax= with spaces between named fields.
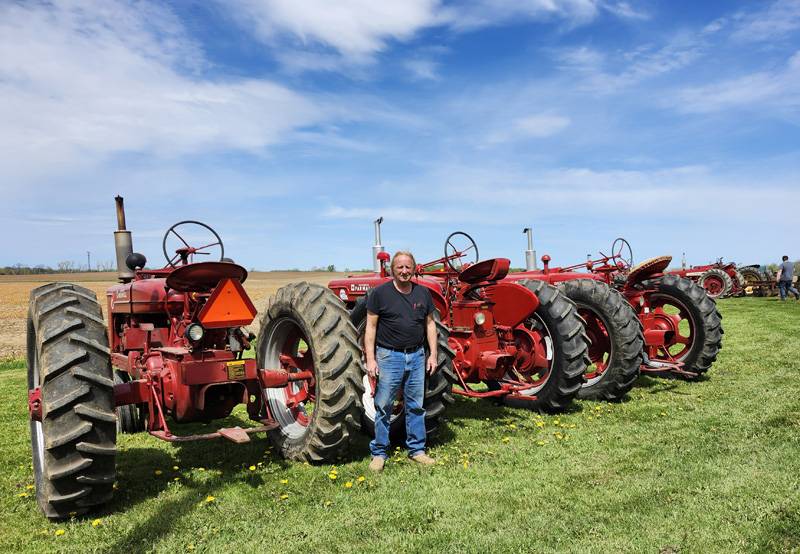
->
xmin=344 ymin=481 xmax=353 ymax=488
xmin=91 ymin=519 xmax=102 ymax=527
xmin=280 ymin=479 xmax=288 ymax=485
xmin=328 ymin=473 xmax=338 ymax=480
xmin=508 ymin=423 xmax=517 ymax=429
xmin=594 ymin=406 xmax=602 ymax=412
xmin=55 ymin=529 xmax=66 ymax=536
xmin=462 ymin=461 xmax=469 ymax=469
xmin=26 ymin=484 xmax=35 ymax=490
xmin=357 ymin=476 xmax=366 ymax=483
xmin=280 ymin=494 xmax=289 ymax=500
xmin=187 ymin=545 xmax=195 ymax=552
xmin=536 ymin=440 xmax=546 ymax=446
xmin=587 ymin=416 xmax=593 ymax=421
xmin=172 ymin=465 xmax=179 ymax=471
xmin=173 ymin=477 xmax=180 ymax=482
xmin=501 ymin=436 xmax=511 ymax=443
xmin=17 ymin=492 xmax=29 ymax=498
xmin=324 ymin=500 xmax=332 ymax=507
xmin=553 ymin=419 xmax=560 ymax=425
xmin=535 ymin=421 xmax=545 ymax=428
xmin=198 ymin=467 xmax=205 ymax=472
xmin=205 ymin=495 xmax=215 ymax=503
xmin=660 ymin=412 xmax=667 ymax=416
xmin=154 ymin=470 xmax=163 ymax=476
xmin=249 ymin=465 xmax=256 ymax=471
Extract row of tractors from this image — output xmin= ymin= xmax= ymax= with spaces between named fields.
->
xmin=668 ymin=259 xmax=784 ymax=299
xmin=25 ymin=199 xmax=723 ymax=519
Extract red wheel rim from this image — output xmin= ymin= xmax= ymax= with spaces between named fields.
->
xmin=579 ymin=308 xmax=612 ymax=382
xmin=703 ymin=276 xmax=724 ymax=297
xmin=648 ymin=295 xmax=694 ymax=361
xmin=511 ymin=314 xmax=554 ymax=394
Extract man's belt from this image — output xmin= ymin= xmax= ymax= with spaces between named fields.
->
xmin=377 ymin=343 xmax=424 ymax=353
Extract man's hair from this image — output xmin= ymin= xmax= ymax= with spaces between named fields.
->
xmin=391 ymin=251 xmax=417 ymax=271
xmin=783 ymin=255 xmax=789 ymax=261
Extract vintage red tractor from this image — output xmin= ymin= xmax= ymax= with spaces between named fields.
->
xmin=666 ymin=258 xmax=745 ymax=299
xmin=26 ymin=197 xmax=363 ymax=519
xmin=329 ymin=224 xmax=591 ymax=440
xmin=510 ymin=238 xmax=723 ymax=381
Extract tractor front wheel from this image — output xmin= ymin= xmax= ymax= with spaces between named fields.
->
xmin=349 ymin=297 xmax=455 ymax=443
xmin=257 ymin=282 xmax=363 ymax=462
xmin=558 ymin=279 xmax=643 ymax=402
xmin=27 ymin=283 xmax=117 ymax=520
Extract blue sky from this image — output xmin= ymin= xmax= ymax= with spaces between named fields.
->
xmin=1 ymin=0 xmax=798 ymax=271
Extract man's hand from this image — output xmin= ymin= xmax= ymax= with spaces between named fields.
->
xmin=366 ymin=359 xmax=380 ymax=379
xmin=426 ymin=353 xmax=437 ymax=375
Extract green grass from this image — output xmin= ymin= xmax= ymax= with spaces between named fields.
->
xmin=2 ymin=298 xmax=799 ymax=553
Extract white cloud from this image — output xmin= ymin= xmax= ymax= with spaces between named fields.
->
xmin=0 ymin=0 xmax=331 ymax=186
xmin=404 ymin=58 xmax=441 ymax=81
xmin=673 ymin=51 xmax=800 ymax=113
xmin=486 ymin=113 xmax=571 ymax=143
xmin=225 ymin=0 xmax=441 ymax=62
xmin=731 ymin=0 xmax=800 ymax=43
xmin=440 ymin=0 xmax=600 ymax=32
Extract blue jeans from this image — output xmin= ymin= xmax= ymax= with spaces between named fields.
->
xmin=778 ymin=280 xmax=799 ymax=300
xmin=369 ymin=346 xmax=426 ymax=459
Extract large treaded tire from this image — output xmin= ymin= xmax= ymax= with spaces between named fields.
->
xmin=731 ymin=269 xmax=746 ymax=297
xmin=349 ymin=295 xmax=455 ymax=442
xmin=698 ymin=268 xmax=732 ymax=299
xmin=257 ymin=282 xmax=363 ymax=462
xmin=558 ymin=279 xmax=643 ymax=402
xmin=642 ymin=275 xmax=723 ymax=377
xmin=739 ymin=267 xmax=766 ymax=296
xmin=27 ymin=283 xmax=116 ymax=520
xmin=510 ymin=280 xmax=590 ymax=412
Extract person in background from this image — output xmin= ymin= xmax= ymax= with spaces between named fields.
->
xmin=776 ymin=255 xmax=800 ymax=301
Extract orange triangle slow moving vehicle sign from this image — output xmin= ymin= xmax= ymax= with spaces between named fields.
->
xmin=198 ymin=278 xmax=258 ymax=329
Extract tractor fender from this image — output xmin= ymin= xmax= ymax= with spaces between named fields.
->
xmin=482 ymin=282 xmax=540 ymax=328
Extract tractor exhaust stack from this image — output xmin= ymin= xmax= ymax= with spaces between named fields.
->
xmin=114 ymin=196 xmax=135 ymax=282
xmin=372 ymin=217 xmax=385 ymax=273
xmin=523 ymin=227 xmax=537 ymax=270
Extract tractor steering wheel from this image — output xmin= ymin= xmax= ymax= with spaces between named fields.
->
xmin=162 ymin=220 xmax=224 ymax=267
xmin=444 ymin=231 xmax=479 ymax=272
xmin=610 ymin=237 xmax=633 ymax=269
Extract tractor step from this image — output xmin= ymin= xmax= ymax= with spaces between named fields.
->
xmin=149 ymin=421 xmax=279 ymax=443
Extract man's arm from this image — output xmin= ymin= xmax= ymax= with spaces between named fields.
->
xmin=425 ymin=313 xmax=438 ymax=375
xmin=365 ymin=311 xmax=380 ymax=378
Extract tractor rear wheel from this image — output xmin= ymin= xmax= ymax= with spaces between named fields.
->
xmin=257 ymin=282 xmax=363 ymax=462
xmin=558 ymin=279 xmax=643 ymax=402
xmin=27 ymin=283 xmax=117 ymax=520
xmin=731 ymin=269 xmax=746 ymax=297
xmin=697 ymin=268 xmax=732 ymax=299
xmin=642 ymin=275 xmax=723 ymax=378
xmin=349 ymin=296 xmax=455 ymax=442
xmin=503 ymin=280 xmax=590 ymax=412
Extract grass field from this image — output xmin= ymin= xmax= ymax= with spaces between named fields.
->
xmin=1 ymin=297 xmax=799 ymax=553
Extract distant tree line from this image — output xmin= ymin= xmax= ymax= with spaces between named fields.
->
xmin=0 ymin=261 xmax=116 ymax=275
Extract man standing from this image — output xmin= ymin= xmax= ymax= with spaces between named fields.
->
xmin=776 ymin=255 xmax=800 ymax=301
xmin=364 ymin=251 xmax=439 ymax=472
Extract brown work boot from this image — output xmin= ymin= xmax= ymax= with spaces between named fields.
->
xmin=410 ymin=453 xmax=436 ymax=466
xmin=368 ymin=456 xmax=385 ymax=473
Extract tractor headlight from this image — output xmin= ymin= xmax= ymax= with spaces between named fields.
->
xmin=474 ymin=312 xmax=486 ymax=326
xmin=186 ymin=323 xmax=204 ymax=342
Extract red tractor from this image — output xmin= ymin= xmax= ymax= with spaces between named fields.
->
xmin=329 ymin=226 xmax=591 ymax=440
xmin=26 ymin=197 xmax=363 ymax=519
xmin=666 ymin=258 xmax=745 ymax=299
xmin=510 ymin=238 xmax=723 ymax=382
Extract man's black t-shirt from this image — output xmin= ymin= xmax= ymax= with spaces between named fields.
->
xmin=366 ymin=281 xmax=435 ymax=350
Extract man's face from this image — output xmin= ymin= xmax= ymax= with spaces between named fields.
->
xmin=392 ymin=255 xmax=414 ymax=284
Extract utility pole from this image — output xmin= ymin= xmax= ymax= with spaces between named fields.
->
xmin=87 ymin=251 xmax=91 ymax=272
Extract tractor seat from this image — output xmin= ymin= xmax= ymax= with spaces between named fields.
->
xmin=627 ymin=255 xmax=672 ymax=282
xmin=458 ymin=258 xmax=511 ymax=284
xmin=165 ymin=261 xmax=248 ymax=292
